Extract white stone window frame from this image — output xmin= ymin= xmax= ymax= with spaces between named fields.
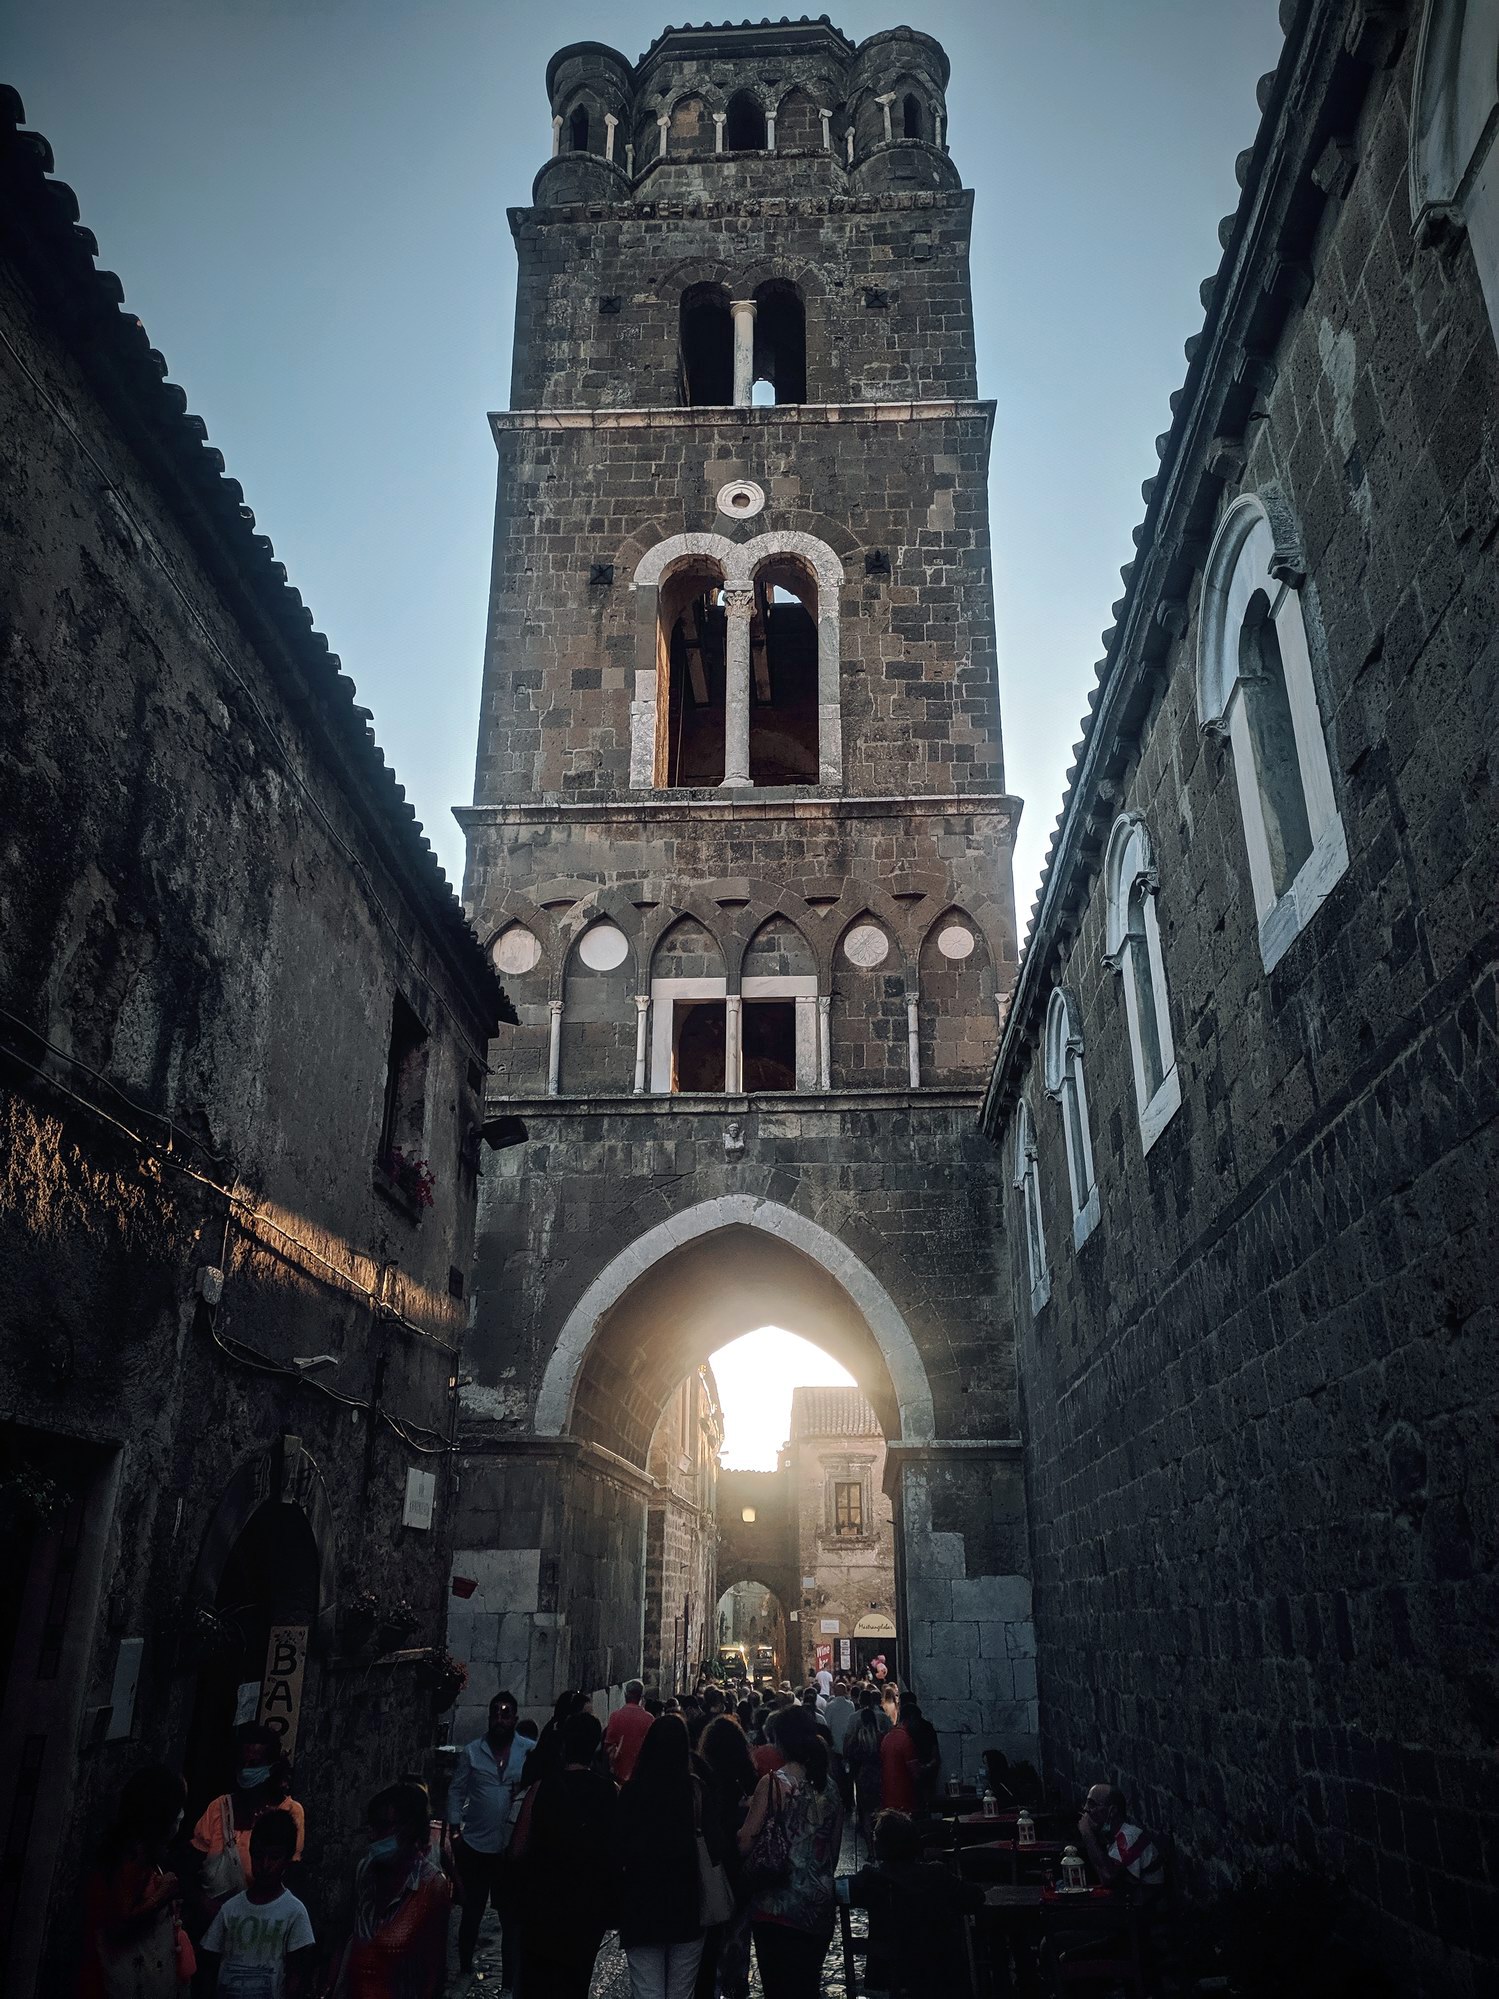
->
xmin=1410 ymin=0 xmax=1499 ymax=353
xmin=630 ymin=530 xmax=844 ymax=790
xmin=648 ymin=972 xmax=818 ymax=1093
xmin=1198 ymin=494 xmax=1349 ymax=975
xmin=1103 ymin=814 xmax=1182 ymax=1155
xmin=1043 ymin=987 xmax=1100 ymax=1250
xmin=1012 ymin=1099 xmax=1050 ymax=1316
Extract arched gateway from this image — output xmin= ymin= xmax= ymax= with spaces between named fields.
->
xmin=453 ymin=17 xmax=1035 ymax=1784
xmin=452 ymin=1197 xmax=1036 ymax=1780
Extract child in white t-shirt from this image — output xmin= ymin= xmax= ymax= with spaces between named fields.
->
xmin=200 ymin=1809 xmax=315 ymax=1997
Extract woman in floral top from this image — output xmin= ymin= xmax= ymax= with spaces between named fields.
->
xmin=737 ymin=1704 xmax=844 ymax=1998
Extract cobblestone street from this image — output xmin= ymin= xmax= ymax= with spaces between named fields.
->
xmin=447 ymin=1828 xmax=869 ymax=1998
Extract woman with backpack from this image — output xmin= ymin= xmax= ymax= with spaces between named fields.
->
xmin=737 ymin=1703 xmax=844 ymax=1999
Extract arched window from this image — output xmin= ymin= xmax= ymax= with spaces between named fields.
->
xmin=679 ymin=284 xmax=733 ymax=407
xmin=1013 ymin=1100 xmax=1050 ymax=1315
xmin=741 ymin=916 xmax=818 ymax=1091
xmin=669 ymin=95 xmax=707 ymax=149
xmin=657 ymin=559 xmax=728 ymax=785
xmin=752 ymin=279 xmax=806 ymax=405
xmin=1198 ymin=494 xmax=1348 ymax=972
xmin=568 ymin=104 xmax=590 ymax=153
xmin=650 ymin=917 xmax=727 ymax=1093
xmin=1103 ymin=814 xmax=1181 ymax=1152
xmin=749 ymin=554 xmax=820 ymax=785
xmin=775 ymin=87 xmax=822 ymax=151
xmin=902 ymin=93 xmax=924 ymax=140
xmin=1043 ymin=988 xmax=1099 ymax=1247
xmin=631 ymin=530 xmax=844 ymax=791
xmin=1410 ymin=0 xmax=1499 ymax=350
xmin=725 ymin=91 xmax=767 ymax=151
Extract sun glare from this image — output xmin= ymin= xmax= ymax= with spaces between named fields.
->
xmin=710 ymin=1326 xmax=855 ymax=1470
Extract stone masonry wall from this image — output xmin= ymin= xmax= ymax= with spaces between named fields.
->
xmin=0 ymin=202 xmax=497 ymax=1988
xmin=473 ymin=410 xmax=1003 ymax=804
xmin=508 ymin=186 xmax=976 ymax=410
xmin=991 ymin=24 xmax=1498 ymax=1996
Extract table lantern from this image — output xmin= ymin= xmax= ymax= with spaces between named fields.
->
xmin=981 ymin=1784 xmax=1000 ymax=1819
xmin=1060 ymin=1844 xmax=1087 ymax=1892
xmin=1017 ymin=1808 xmax=1035 ymax=1847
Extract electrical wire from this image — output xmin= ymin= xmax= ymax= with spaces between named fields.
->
xmin=205 ymin=1315 xmax=455 ymax=1453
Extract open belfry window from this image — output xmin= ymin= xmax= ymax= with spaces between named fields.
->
xmin=749 ymin=558 xmax=819 ymax=785
xmin=725 ymin=89 xmax=767 ymax=151
xmin=659 ymin=562 xmax=727 ymax=784
xmin=679 ymin=284 xmax=733 ymax=406
xmin=752 ymin=280 xmax=806 ymax=405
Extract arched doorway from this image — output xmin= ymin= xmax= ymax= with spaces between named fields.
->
xmin=453 ymin=1199 xmax=1035 ymax=1781
xmin=713 ymin=1580 xmax=788 ymax=1687
xmin=183 ymin=1441 xmax=335 ymax=1812
xmin=184 ymin=1502 xmax=320 ymax=1809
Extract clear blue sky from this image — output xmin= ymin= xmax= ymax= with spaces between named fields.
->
xmin=8 ymin=1 xmax=1284 ymax=927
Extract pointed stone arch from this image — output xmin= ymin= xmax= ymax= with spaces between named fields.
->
xmin=533 ymin=1196 xmax=936 ymax=1446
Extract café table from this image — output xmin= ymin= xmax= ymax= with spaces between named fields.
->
xmin=969 ymin=1884 xmax=1144 ymax=1999
xmin=958 ymin=1836 xmax=1067 ymax=1884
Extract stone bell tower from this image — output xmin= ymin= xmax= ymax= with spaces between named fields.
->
xmin=453 ymin=19 xmax=1035 ymax=1779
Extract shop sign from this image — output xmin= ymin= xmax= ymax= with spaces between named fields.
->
xmin=258 ymin=1624 xmax=309 ymax=1761
xmin=853 ymin=1612 xmax=897 ymax=1638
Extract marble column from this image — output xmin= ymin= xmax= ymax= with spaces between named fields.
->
xmin=547 ymin=999 xmax=564 ymax=1097
xmin=730 ymin=298 xmax=757 ymax=406
xmin=633 ymin=994 xmax=650 ymax=1095
xmin=721 ymin=587 xmax=754 ymax=787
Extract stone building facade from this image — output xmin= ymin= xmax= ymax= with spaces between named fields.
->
xmin=981 ymin=5 xmax=1497 ymax=1993
xmin=783 ymin=1387 xmax=898 ymax=1681
xmin=641 ymin=1366 xmax=723 ymax=1696
xmin=454 ymin=18 xmax=1036 ymax=1780
xmin=0 ymin=93 xmax=506 ymax=1995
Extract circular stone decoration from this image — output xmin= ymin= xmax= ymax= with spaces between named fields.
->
xmin=843 ymin=923 xmax=890 ymax=968
xmin=715 ymin=479 xmax=767 ymax=520
xmin=492 ymin=925 xmax=541 ymax=976
xmin=577 ymin=922 xmax=629 ymax=971
xmin=937 ymin=923 xmax=976 ymax=961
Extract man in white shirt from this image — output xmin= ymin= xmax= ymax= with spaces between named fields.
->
xmin=449 ymin=1690 xmax=530 ymax=1983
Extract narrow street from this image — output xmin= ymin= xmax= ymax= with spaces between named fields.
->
xmin=447 ymin=1827 xmax=870 ymax=1998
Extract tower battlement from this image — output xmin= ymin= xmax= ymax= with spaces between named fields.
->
xmin=536 ymin=19 xmax=955 ymax=207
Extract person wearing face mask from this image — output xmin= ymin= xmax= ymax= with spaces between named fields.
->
xmin=329 ymin=1783 xmax=450 ymax=1999
xmin=447 ymin=1690 xmax=529 ymax=1984
xmin=190 ymin=1722 xmax=304 ymax=1924
xmin=79 ymin=1765 xmax=195 ymax=1998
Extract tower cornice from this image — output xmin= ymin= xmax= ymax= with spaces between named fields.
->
xmin=488 ymin=398 xmax=994 ymax=442
xmin=509 ymin=185 xmax=972 ymax=232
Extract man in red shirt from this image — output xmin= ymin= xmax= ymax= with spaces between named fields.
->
xmin=603 ymin=1679 xmax=654 ymax=1782
xmin=879 ymin=1697 xmax=919 ymax=1813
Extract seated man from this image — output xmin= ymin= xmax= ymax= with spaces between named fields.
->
xmin=1077 ymin=1783 xmax=1164 ymax=1895
xmin=846 ymin=1808 xmax=983 ymax=1998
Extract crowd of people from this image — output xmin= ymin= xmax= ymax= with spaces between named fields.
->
xmin=76 ymin=1667 xmax=1159 ymax=1999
